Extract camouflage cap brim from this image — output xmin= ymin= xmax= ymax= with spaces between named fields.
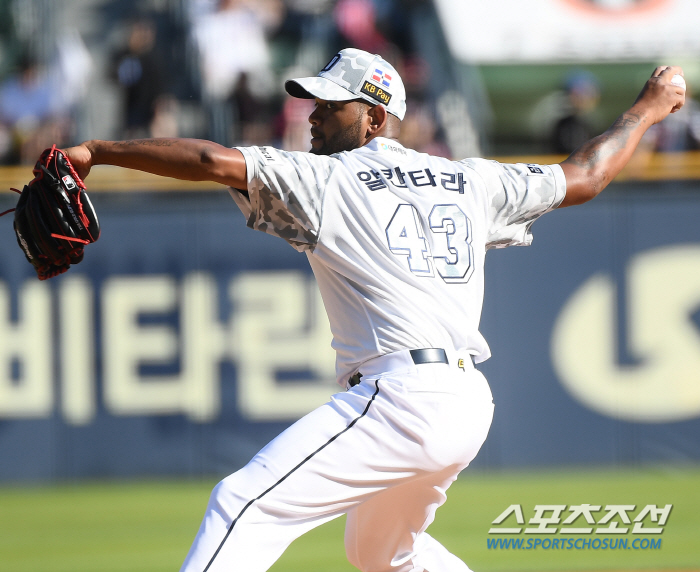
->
xmin=285 ymin=76 xmax=358 ymax=102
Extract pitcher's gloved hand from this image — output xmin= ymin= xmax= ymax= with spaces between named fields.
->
xmin=7 ymin=145 xmax=100 ymax=280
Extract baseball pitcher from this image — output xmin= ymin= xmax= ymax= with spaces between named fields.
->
xmin=58 ymin=49 xmax=683 ymax=572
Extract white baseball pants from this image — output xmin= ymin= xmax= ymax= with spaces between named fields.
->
xmin=180 ymin=350 xmax=494 ymax=572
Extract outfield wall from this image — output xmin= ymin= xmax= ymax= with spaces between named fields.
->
xmin=1 ymin=178 xmax=699 ymax=481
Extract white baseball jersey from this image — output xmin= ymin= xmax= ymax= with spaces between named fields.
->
xmin=230 ymin=137 xmax=566 ymax=385
xmin=183 ymin=137 xmax=566 ymax=572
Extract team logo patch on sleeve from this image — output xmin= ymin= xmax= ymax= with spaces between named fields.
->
xmin=361 ymin=81 xmax=392 ymax=105
xmin=527 ymin=165 xmax=545 ymax=174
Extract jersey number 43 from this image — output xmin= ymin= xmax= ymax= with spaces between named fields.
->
xmin=385 ymin=203 xmax=474 ymax=284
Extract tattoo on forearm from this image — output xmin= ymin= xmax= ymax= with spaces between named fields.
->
xmin=610 ymin=113 xmax=641 ymax=131
xmin=113 ymin=139 xmax=176 ymax=148
xmin=566 ymin=112 xmax=643 ymax=170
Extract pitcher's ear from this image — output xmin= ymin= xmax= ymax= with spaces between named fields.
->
xmin=367 ymin=104 xmax=388 ymax=134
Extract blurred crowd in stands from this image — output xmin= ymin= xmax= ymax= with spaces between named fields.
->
xmin=531 ymin=68 xmax=700 ymax=156
xmin=0 ymin=0 xmax=461 ymax=165
xmin=0 ymin=0 xmax=699 ymax=165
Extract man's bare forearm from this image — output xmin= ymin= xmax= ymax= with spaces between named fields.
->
xmin=566 ymin=111 xmax=644 ymax=171
xmin=558 ymin=65 xmax=685 ymax=207
xmin=84 ymin=138 xmax=247 ymax=188
xmin=559 ymin=109 xmax=649 ymax=205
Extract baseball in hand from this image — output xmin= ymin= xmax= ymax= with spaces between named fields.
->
xmin=671 ymin=74 xmax=686 ymax=90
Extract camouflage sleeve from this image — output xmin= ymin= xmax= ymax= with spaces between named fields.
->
xmin=459 ymin=159 xmax=566 ymax=249
xmin=229 ymin=146 xmax=336 ymax=252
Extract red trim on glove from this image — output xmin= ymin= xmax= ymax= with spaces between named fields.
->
xmin=50 ymin=233 xmax=90 ymax=245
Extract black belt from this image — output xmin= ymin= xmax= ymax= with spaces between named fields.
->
xmin=409 ymin=348 xmax=448 ymax=365
xmin=348 ymin=348 xmax=449 ymax=387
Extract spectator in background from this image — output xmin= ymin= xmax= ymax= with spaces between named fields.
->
xmin=530 ymin=70 xmax=602 ymax=155
xmin=233 ymin=73 xmax=277 ymax=146
xmin=552 ymin=71 xmax=601 ymax=154
xmin=113 ymin=18 xmax=165 ymax=139
xmin=55 ymin=30 xmax=93 ymax=112
xmin=280 ymin=94 xmax=315 ymax=151
xmin=278 ymin=0 xmax=338 ymax=74
xmin=191 ymin=0 xmax=282 ymax=146
xmin=399 ymin=102 xmax=450 ymax=157
xmin=334 ymin=0 xmax=388 ymax=54
xmin=150 ymin=94 xmax=181 ymax=138
xmin=0 ymin=54 xmax=70 ymax=164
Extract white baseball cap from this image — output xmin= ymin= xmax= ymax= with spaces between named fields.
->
xmin=285 ymin=48 xmax=407 ymax=120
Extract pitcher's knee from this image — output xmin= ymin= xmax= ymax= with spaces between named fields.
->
xmin=206 ymin=472 xmax=253 ymax=520
xmin=209 ymin=478 xmax=228 ymax=503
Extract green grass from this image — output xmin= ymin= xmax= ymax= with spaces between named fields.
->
xmin=0 ymin=466 xmax=698 ymax=572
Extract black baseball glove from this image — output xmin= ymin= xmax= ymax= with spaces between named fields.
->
xmin=3 ymin=145 xmax=100 ymax=280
